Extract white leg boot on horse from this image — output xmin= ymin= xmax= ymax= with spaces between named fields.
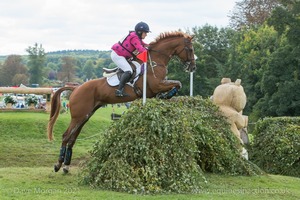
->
xmin=62 ymin=147 xmax=72 ymax=173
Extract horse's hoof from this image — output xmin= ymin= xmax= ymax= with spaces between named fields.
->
xmin=63 ymin=168 xmax=69 ymax=174
xmin=63 ymin=166 xmax=69 ymax=174
xmin=54 ymin=165 xmax=60 ymax=172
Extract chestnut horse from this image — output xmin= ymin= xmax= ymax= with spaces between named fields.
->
xmin=48 ymin=31 xmax=196 ymax=173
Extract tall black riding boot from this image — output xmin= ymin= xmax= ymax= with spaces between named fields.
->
xmin=116 ymin=71 xmax=131 ymax=97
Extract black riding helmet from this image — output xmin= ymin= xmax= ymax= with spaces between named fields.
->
xmin=135 ymin=22 xmax=150 ymax=38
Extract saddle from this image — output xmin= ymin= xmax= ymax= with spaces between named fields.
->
xmin=103 ymin=60 xmax=138 ymax=83
xmin=104 ymin=60 xmax=144 ymax=97
xmin=103 ymin=67 xmax=118 ymax=74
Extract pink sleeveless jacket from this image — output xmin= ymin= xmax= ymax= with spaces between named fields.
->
xmin=111 ymin=31 xmax=147 ymax=59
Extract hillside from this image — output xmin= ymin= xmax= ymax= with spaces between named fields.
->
xmin=46 ymin=49 xmax=110 ymax=58
xmin=0 ymin=49 xmax=111 ymax=64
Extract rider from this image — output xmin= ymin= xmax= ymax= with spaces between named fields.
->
xmin=111 ymin=21 xmax=150 ymax=97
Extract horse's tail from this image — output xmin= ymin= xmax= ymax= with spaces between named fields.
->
xmin=47 ymin=86 xmax=76 ymax=141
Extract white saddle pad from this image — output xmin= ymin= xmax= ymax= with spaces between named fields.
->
xmin=106 ymin=61 xmax=142 ymax=87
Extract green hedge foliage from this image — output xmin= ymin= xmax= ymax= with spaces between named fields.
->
xmin=80 ymin=96 xmax=262 ymax=194
xmin=250 ymin=117 xmax=300 ymax=177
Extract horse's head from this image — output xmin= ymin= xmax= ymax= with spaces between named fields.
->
xmin=174 ymin=36 xmax=196 ymax=72
xmin=149 ymin=31 xmax=196 ymax=72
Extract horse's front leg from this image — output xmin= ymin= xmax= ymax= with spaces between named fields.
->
xmin=151 ymin=79 xmax=182 ymax=93
xmin=152 ymin=80 xmax=182 ymax=99
xmin=165 ymin=80 xmax=182 ymax=90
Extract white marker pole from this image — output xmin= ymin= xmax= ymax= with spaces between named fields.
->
xmin=190 ymin=54 xmax=197 ymax=97
xmin=143 ymin=63 xmax=147 ymax=105
xmin=190 ymin=72 xmax=194 ymax=96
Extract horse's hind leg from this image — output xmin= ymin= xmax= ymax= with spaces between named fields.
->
xmin=62 ymin=127 xmax=83 ymax=174
xmin=54 ymin=130 xmax=70 ymax=172
xmin=54 ymin=104 xmax=100 ymax=173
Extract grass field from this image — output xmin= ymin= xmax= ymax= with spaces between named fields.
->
xmin=0 ymin=106 xmax=299 ymax=200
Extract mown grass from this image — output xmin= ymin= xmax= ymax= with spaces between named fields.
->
xmin=0 ymin=106 xmax=122 ymax=168
xmin=1 ymin=167 xmax=299 ymax=200
xmin=0 ymin=106 xmax=299 ymax=200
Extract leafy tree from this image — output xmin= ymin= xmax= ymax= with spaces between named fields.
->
xmin=47 ymin=70 xmax=57 ymax=80
xmin=0 ymin=55 xmax=28 ymax=86
xmin=223 ymin=30 xmax=245 ymax=79
xmin=94 ymin=57 xmax=114 ymax=78
xmin=26 ymin=43 xmax=46 ymax=85
xmin=57 ymin=56 xmax=77 ymax=82
xmin=229 ymin=0 xmax=281 ymax=30
xmin=256 ymin=43 xmax=300 ymax=117
xmin=94 ymin=60 xmax=105 ymax=78
xmin=230 ymin=25 xmax=279 ymax=116
xmin=47 ymin=62 xmax=59 ymax=71
xmin=75 ymin=59 xmax=84 ymax=79
xmin=272 ymin=80 xmax=300 ymax=116
xmin=268 ymin=0 xmax=300 ymax=47
xmin=167 ymin=57 xmax=190 ymax=95
xmin=12 ymin=74 xmax=29 ymax=86
xmin=191 ymin=25 xmax=234 ymax=97
xmin=83 ymin=60 xmax=95 ymax=80
xmin=42 ymin=50 xmax=111 ymax=82
xmin=252 ymin=0 xmax=300 ymax=118
xmin=44 ymin=62 xmax=57 ymax=81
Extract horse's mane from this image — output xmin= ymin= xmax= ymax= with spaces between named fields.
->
xmin=149 ymin=31 xmax=192 ymax=45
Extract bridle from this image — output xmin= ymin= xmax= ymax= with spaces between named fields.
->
xmin=149 ymin=37 xmax=195 ymax=70
xmin=174 ymin=38 xmax=195 ymax=70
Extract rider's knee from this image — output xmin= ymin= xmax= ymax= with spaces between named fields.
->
xmin=124 ymin=71 xmax=132 ymax=75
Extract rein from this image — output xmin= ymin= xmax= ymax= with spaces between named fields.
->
xmin=147 ymin=53 xmax=157 ymax=78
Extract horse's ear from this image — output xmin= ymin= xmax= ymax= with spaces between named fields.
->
xmin=188 ymin=34 xmax=195 ymax=41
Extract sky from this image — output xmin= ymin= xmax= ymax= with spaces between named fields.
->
xmin=0 ymin=0 xmax=237 ymax=56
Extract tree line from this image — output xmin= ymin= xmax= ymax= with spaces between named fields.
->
xmin=0 ymin=0 xmax=299 ymax=121
xmin=0 ymin=47 xmax=113 ymax=87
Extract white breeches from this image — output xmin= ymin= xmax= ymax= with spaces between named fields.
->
xmin=111 ymin=51 xmax=133 ymax=73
